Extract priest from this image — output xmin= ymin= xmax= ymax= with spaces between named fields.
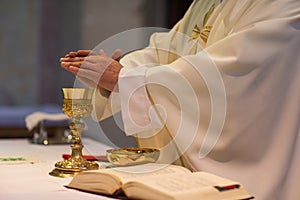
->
xmin=60 ymin=0 xmax=300 ymax=199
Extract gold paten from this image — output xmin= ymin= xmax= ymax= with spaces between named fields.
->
xmin=49 ymin=88 xmax=99 ymax=178
xmin=106 ymin=148 xmax=160 ymax=166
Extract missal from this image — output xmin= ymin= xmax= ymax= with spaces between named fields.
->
xmin=66 ymin=163 xmax=254 ymax=200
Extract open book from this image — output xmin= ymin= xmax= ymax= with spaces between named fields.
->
xmin=66 ymin=164 xmax=253 ymax=200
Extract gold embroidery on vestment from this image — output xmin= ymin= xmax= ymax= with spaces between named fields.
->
xmin=190 ymin=4 xmax=215 ymax=43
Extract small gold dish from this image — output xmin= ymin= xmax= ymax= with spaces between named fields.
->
xmin=106 ymin=148 xmax=160 ymax=166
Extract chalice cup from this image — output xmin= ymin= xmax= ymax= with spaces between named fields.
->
xmin=49 ymin=88 xmax=99 ymax=178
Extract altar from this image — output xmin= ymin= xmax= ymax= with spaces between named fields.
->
xmin=0 ymin=138 xmax=117 ymax=200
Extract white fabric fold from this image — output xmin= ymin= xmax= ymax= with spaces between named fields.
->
xmin=25 ymin=112 xmax=68 ymax=131
xmin=118 ymin=66 xmax=164 ymax=136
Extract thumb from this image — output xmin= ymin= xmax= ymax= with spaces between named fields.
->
xmin=111 ymin=49 xmax=123 ymax=61
xmin=98 ymin=49 xmax=107 ymax=56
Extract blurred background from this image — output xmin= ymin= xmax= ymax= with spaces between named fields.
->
xmin=0 ymin=0 xmax=193 ymax=146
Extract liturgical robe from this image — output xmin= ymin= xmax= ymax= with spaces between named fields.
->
xmin=93 ymin=0 xmax=300 ymax=199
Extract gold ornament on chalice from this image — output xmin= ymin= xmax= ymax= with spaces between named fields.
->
xmin=49 ymin=88 xmax=99 ymax=178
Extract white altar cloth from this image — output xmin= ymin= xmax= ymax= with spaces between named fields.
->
xmin=0 ymin=138 xmax=117 ymax=200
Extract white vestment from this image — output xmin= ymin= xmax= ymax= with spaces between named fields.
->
xmin=93 ymin=0 xmax=300 ymax=199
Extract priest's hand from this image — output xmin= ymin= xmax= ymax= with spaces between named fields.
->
xmin=60 ymin=49 xmax=123 ymax=92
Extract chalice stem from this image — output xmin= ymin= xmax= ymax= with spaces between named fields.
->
xmin=70 ymin=144 xmax=84 ymax=159
xmin=70 ymin=119 xmax=84 ymax=144
xmin=69 ymin=118 xmax=85 ymax=159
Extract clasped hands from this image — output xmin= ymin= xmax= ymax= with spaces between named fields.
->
xmin=60 ymin=49 xmax=123 ymax=92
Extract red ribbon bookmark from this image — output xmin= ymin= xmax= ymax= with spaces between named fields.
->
xmin=214 ymin=184 xmax=240 ymax=192
xmin=62 ymin=154 xmax=108 ymax=162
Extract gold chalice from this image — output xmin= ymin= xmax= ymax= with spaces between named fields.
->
xmin=49 ymin=88 xmax=99 ymax=178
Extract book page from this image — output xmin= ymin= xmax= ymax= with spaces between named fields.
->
xmin=123 ymin=172 xmax=251 ymax=200
xmin=125 ymin=172 xmax=215 ymax=193
xmin=191 ymin=172 xmax=239 ymax=186
xmin=100 ymin=163 xmax=191 ymax=183
xmin=123 ymin=171 xmax=238 ymax=195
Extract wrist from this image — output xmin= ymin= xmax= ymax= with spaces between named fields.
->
xmin=99 ymin=60 xmax=122 ymax=92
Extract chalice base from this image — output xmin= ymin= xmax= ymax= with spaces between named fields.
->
xmin=49 ymin=158 xmax=99 ymax=178
xmin=49 ymin=143 xmax=99 ymax=178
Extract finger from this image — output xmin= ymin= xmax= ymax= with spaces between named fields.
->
xmin=60 ymin=61 xmax=72 ymax=69
xmin=64 ymin=50 xmax=93 ymax=59
xmin=77 ymin=50 xmax=95 ymax=57
xmin=66 ymin=51 xmax=77 ymax=58
xmin=61 ymin=63 xmax=79 ymax=73
xmin=83 ymin=54 xmax=110 ymax=64
xmin=61 ymin=57 xmax=105 ymax=73
xmin=60 ymin=63 xmax=80 ymax=76
xmin=83 ymin=56 xmax=115 ymax=72
xmin=83 ymin=55 xmax=100 ymax=64
xmin=64 ymin=53 xmax=71 ymax=58
xmin=68 ymin=66 xmax=80 ymax=74
xmin=60 ymin=57 xmax=85 ymax=63
xmin=98 ymin=49 xmax=107 ymax=56
xmin=111 ymin=49 xmax=123 ymax=61
xmin=61 ymin=61 xmax=83 ymax=68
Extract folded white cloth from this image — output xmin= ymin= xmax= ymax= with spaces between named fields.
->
xmin=25 ymin=112 xmax=69 ymax=131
